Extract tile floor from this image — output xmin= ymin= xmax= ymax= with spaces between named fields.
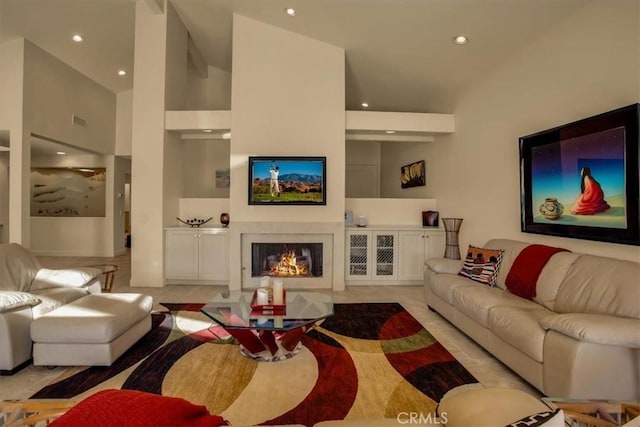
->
xmin=0 ymin=251 xmax=540 ymax=400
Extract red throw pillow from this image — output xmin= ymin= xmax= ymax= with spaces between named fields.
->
xmin=49 ymin=389 xmax=229 ymax=427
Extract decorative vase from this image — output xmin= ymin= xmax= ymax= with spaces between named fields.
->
xmin=442 ymin=218 xmax=463 ymax=260
xmin=220 ymin=213 xmax=230 ymax=227
xmin=539 ymin=198 xmax=563 ymax=220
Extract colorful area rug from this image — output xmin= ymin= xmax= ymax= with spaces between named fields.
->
xmin=32 ymin=302 xmax=477 ymax=426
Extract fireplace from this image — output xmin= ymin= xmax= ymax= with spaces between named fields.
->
xmin=241 ymin=232 xmax=333 ymax=289
xmin=251 ymin=243 xmax=323 ymax=278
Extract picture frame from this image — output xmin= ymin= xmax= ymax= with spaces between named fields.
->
xmin=31 ymin=167 xmax=107 ymax=217
xmin=401 ymin=160 xmax=425 ymax=188
xmin=519 ymin=103 xmax=639 ymax=246
xmin=248 ymin=156 xmax=326 ymax=205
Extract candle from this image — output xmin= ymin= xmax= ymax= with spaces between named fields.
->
xmin=256 ymin=288 xmax=269 ymax=305
xmin=260 ymin=276 xmax=271 ymax=288
xmin=272 ymin=279 xmax=284 ymax=305
xmin=273 ymin=316 xmax=284 ymax=328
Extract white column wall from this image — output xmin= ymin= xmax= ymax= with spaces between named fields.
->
xmin=229 ymin=15 xmax=345 ymax=290
xmin=427 ymin=0 xmax=640 ymax=261
xmin=0 ymin=39 xmax=28 ymax=245
xmin=130 ymin=0 xmax=188 ymax=287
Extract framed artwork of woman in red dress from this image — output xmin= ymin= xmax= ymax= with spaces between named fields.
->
xmin=520 ymin=103 xmax=639 ymax=246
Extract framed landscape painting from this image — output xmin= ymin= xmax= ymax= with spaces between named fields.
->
xmin=519 ymin=103 xmax=639 ymax=246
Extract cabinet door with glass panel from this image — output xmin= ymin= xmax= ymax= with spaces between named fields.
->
xmin=345 ymin=230 xmax=397 ymax=282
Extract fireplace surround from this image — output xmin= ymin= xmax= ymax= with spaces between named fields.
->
xmin=242 ymin=233 xmax=333 ymax=289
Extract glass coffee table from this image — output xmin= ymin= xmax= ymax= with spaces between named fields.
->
xmin=201 ymin=291 xmax=333 ymax=361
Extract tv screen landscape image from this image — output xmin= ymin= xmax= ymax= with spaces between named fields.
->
xmin=248 ymin=156 xmax=326 ymax=205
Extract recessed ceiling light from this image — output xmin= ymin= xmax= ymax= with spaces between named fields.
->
xmin=56 ymin=151 xmax=66 ymax=155
xmin=203 ymin=129 xmax=212 ymax=133
xmin=117 ymin=69 xmax=126 ymax=76
xmin=285 ymin=8 xmax=296 ymax=16
xmin=386 ymin=130 xmax=396 ymax=134
xmin=72 ymin=34 xmax=83 ymax=43
xmin=452 ymin=35 xmax=469 ymax=45
xmin=222 ymin=132 xmax=231 ymax=140
xmin=361 ymin=102 xmax=369 ymax=108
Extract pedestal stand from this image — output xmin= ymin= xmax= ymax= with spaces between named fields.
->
xmin=442 ymin=218 xmax=463 ymax=260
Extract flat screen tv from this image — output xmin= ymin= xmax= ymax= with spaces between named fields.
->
xmin=248 ymin=156 xmax=326 ymax=205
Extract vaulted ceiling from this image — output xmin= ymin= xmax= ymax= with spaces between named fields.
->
xmin=0 ymin=0 xmax=590 ymax=113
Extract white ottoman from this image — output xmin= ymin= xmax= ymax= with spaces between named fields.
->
xmin=31 ymin=293 xmax=153 ymax=366
xmin=438 ymin=385 xmax=564 ymax=426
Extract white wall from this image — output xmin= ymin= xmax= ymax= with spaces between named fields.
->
xmin=182 ymin=140 xmax=230 ymax=198
xmin=187 ymin=65 xmax=232 ymax=110
xmin=427 ymin=0 xmax=640 ymax=261
xmin=380 ymin=141 xmax=430 ymax=199
xmin=229 ymin=15 xmax=346 ymax=290
xmin=115 ymin=89 xmax=133 ymax=157
xmin=23 ymin=41 xmax=116 ymax=155
xmin=0 ymin=152 xmax=8 ymax=243
xmin=0 ymin=39 xmax=28 ymax=245
xmin=130 ymin=0 xmax=189 ymax=287
xmin=229 ymin=15 xmax=345 ymax=223
xmin=30 ymin=154 xmax=115 ymax=256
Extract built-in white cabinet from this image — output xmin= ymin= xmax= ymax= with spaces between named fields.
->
xmin=165 ymin=228 xmax=229 ymax=285
xmin=397 ymin=230 xmax=445 ymax=281
xmin=346 ymin=229 xmax=398 ymax=282
xmin=345 ymin=226 xmax=444 ymax=285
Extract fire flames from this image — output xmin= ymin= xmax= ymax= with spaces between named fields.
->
xmin=269 ymin=250 xmax=309 ymax=277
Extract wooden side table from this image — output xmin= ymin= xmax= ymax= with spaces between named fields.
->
xmin=86 ymin=264 xmax=119 ymax=293
xmin=0 ymin=399 xmax=77 ymax=426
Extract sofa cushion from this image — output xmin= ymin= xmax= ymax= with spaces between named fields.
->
xmin=540 ymin=313 xmax=640 ymax=348
xmin=533 ymin=252 xmax=580 ymax=311
xmin=31 ymin=267 xmax=101 ymax=291
xmin=555 ymin=255 xmax=640 ymax=319
xmin=458 ymin=245 xmax=505 ymax=286
xmin=483 ymin=239 xmax=530 ymax=290
xmin=489 ymin=306 xmax=554 ymax=362
xmin=429 ymin=274 xmax=477 ymax=305
xmin=30 ymin=287 xmax=89 ymax=318
xmin=0 ymin=291 xmax=40 ymax=313
xmin=451 ymin=285 xmax=539 ymax=328
xmin=0 ymin=243 xmax=40 ymax=291
xmin=31 ymin=293 xmax=153 ymax=343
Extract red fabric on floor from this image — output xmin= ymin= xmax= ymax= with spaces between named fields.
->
xmin=49 ymin=389 xmax=229 ymax=427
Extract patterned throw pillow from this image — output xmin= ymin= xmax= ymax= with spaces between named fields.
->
xmin=458 ymin=245 xmax=505 ymax=286
xmin=505 ymin=408 xmax=564 ymax=427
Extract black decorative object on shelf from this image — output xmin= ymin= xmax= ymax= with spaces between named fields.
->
xmin=176 ymin=217 xmax=213 ymax=227
xmin=220 ymin=213 xmax=230 ymax=227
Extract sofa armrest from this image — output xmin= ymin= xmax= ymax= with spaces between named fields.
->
xmin=0 ymin=291 xmax=40 ymax=313
xmin=30 ymin=267 xmax=101 ymax=291
xmin=425 ymin=258 xmax=463 ymax=275
xmin=540 ymin=313 xmax=640 ymax=348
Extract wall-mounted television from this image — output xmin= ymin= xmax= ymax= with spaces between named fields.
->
xmin=248 ymin=156 xmax=326 ymax=205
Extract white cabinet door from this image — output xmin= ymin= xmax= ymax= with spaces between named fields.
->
xmin=424 ymin=230 xmax=445 ymax=260
xmin=398 ymin=230 xmax=426 ymax=281
xmin=198 ymin=231 xmax=229 ymax=281
xmin=346 ymin=230 xmax=371 ymax=280
xmin=372 ymin=232 xmax=397 ymax=280
xmin=165 ymin=229 xmax=199 ymax=280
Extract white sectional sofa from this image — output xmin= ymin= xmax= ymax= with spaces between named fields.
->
xmin=424 ymin=238 xmax=640 ymax=400
xmin=0 ymin=243 xmax=102 ymax=374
